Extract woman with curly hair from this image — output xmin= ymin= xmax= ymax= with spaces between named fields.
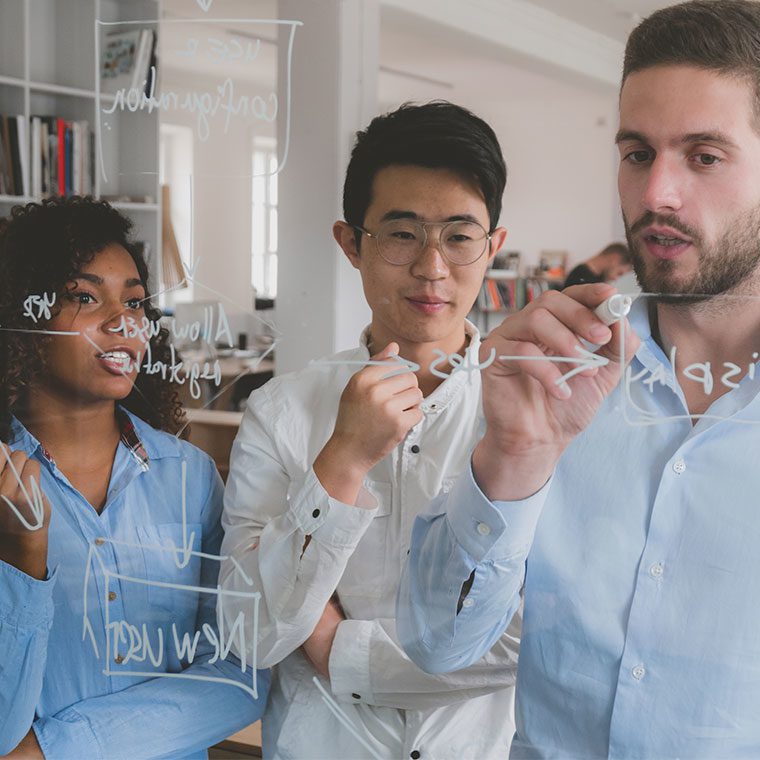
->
xmin=0 ymin=197 xmax=268 ymax=758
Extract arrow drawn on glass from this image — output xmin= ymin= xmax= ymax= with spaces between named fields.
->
xmin=311 ymin=353 xmax=420 ymax=379
xmin=497 ymin=344 xmax=610 ymax=386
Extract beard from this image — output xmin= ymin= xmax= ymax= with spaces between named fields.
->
xmin=623 ymin=207 xmax=760 ymax=304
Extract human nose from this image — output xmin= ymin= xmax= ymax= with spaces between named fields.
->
xmin=100 ymin=297 xmax=128 ymax=336
xmin=411 ymin=227 xmax=450 ymax=279
xmin=641 ymin=155 xmax=683 ymax=214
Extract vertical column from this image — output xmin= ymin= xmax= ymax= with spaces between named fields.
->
xmin=276 ymin=0 xmax=377 ymax=375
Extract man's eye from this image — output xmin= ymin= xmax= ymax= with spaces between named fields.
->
xmin=694 ymin=153 xmax=721 ymax=166
xmin=625 ymin=150 xmax=651 ymax=164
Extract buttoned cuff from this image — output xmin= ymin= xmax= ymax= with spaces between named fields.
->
xmin=446 ymin=463 xmax=550 ymax=562
xmin=328 ymin=618 xmax=374 ymax=705
xmin=287 ymin=468 xmax=377 ymax=549
xmin=0 ymin=558 xmax=57 ymax=629
xmin=34 ymin=708 xmax=101 ymax=760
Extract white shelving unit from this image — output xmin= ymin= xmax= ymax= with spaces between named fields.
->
xmin=0 ymin=0 xmax=162 ymax=288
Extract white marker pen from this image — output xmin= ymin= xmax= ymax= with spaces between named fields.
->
xmin=593 ymin=293 xmax=632 ymax=326
xmin=578 ymin=294 xmax=633 ymax=354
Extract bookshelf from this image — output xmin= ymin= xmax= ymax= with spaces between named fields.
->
xmin=471 ymin=271 xmax=563 ymax=333
xmin=0 ymin=0 xmax=161 ymax=288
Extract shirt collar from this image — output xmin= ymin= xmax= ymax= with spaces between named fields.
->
xmin=9 ymin=407 xmax=183 ymax=468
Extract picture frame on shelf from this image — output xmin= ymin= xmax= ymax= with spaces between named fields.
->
xmin=491 ymin=249 xmax=521 ymax=273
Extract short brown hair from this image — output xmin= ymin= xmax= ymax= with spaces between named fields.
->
xmin=599 ymin=242 xmax=631 ymax=264
xmin=623 ymin=1 xmax=760 ymax=116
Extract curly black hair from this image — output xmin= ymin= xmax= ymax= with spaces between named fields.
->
xmin=0 ymin=196 xmax=186 ymax=441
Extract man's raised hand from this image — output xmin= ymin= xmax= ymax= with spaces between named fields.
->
xmin=473 ymin=284 xmax=639 ymax=501
xmin=314 ymin=342 xmax=423 ymax=504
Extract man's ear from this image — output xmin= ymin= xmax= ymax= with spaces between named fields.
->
xmin=487 ymin=226 xmax=508 ymax=262
xmin=333 ymin=221 xmax=361 ymax=270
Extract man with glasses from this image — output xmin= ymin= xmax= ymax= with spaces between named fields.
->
xmin=219 ymin=102 xmax=519 ymax=759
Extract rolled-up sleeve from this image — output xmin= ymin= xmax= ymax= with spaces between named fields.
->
xmin=397 ymin=464 xmax=548 ymax=674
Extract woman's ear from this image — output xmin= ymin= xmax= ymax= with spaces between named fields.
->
xmin=333 ymin=221 xmax=361 ymax=270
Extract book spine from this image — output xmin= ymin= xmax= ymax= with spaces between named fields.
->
xmin=64 ymin=123 xmax=72 ymax=196
xmin=1 ymin=116 xmax=15 ymax=195
xmin=57 ymin=119 xmax=65 ymax=195
xmin=7 ymin=117 xmax=22 ymax=196
xmin=16 ymin=115 xmax=29 ymax=197
xmin=31 ymin=117 xmax=41 ymax=199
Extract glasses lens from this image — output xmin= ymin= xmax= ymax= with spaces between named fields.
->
xmin=377 ymin=219 xmax=424 ymax=264
xmin=442 ymin=221 xmax=488 ymax=265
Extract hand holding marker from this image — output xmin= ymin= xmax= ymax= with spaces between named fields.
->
xmin=579 ymin=294 xmax=633 ymax=354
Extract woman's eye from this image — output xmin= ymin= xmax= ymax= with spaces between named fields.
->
xmin=126 ymin=297 xmax=144 ymax=310
xmin=69 ymin=291 xmax=95 ymax=305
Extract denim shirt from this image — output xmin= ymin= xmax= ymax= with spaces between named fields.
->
xmin=0 ymin=409 xmax=269 ymax=758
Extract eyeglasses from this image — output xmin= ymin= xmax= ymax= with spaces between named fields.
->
xmin=353 ymin=218 xmax=492 ymax=266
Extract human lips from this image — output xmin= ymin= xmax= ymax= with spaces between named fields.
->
xmin=405 ymin=294 xmax=450 ymax=314
xmin=95 ymin=345 xmax=137 ymax=375
xmin=641 ymin=225 xmax=693 ymax=261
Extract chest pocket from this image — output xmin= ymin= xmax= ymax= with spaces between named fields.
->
xmin=136 ymin=523 xmax=203 ymax=619
xmin=337 ymin=480 xmax=392 ymax=600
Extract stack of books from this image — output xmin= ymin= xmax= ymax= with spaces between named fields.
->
xmin=0 ymin=115 xmax=95 ymax=199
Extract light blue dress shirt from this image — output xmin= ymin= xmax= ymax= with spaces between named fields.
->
xmin=0 ymin=409 xmax=269 ymax=758
xmin=398 ymin=297 xmax=760 ymax=758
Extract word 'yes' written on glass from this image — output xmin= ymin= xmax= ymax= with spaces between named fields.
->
xmin=23 ymin=292 xmax=56 ymax=323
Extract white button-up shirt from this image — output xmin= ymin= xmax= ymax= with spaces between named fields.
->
xmin=220 ymin=323 xmax=519 ymax=759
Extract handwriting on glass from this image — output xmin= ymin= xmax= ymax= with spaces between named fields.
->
xmin=0 ymin=445 xmax=46 ymax=531
xmin=628 ymin=345 xmax=760 ymax=395
xmin=82 ymin=461 xmax=261 ymax=697
xmin=22 ymin=292 xmax=56 ymax=323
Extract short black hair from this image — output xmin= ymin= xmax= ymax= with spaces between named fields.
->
xmin=342 ymin=101 xmax=507 ymax=233
xmin=623 ymin=1 xmax=760 ymax=119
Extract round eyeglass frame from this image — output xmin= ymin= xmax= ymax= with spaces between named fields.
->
xmin=352 ymin=219 xmax=493 ymax=266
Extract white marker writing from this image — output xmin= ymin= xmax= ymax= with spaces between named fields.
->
xmin=22 ymin=292 xmax=56 ymax=323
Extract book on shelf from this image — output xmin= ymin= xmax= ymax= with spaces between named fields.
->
xmin=0 ymin=114 xmax=94 ymax=201
xmin=476 ymin=275 xmax=555 ymax=313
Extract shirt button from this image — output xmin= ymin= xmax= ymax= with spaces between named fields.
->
xmin=410 ymin=752 xmax=421 ymax=760
xmin=461 ymin=598 xmax=474 ymax=608
xmin=114 ymin=654 xmax=124 ymax=665
xmin=351 ymin=693 xmax=361 ymax=700
xmin=312 ymin=508 xmax=320 ymax=518
xmin=476 ymin=522 xmax=491 ymax=536
xmin=94 ymin=537 xmax=106 ymax=546
xmin=632 ymin=665 xmax=646 ymax=680
xmin=649 ymin=562 xmax=664 ymax=578
xmin=673 ymin=459 xmax=686 ymax=474
xmin=410 ymin=445 xmax=420 ymax=454
xmin=108 ymin=591 xmax=117 ymax=601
